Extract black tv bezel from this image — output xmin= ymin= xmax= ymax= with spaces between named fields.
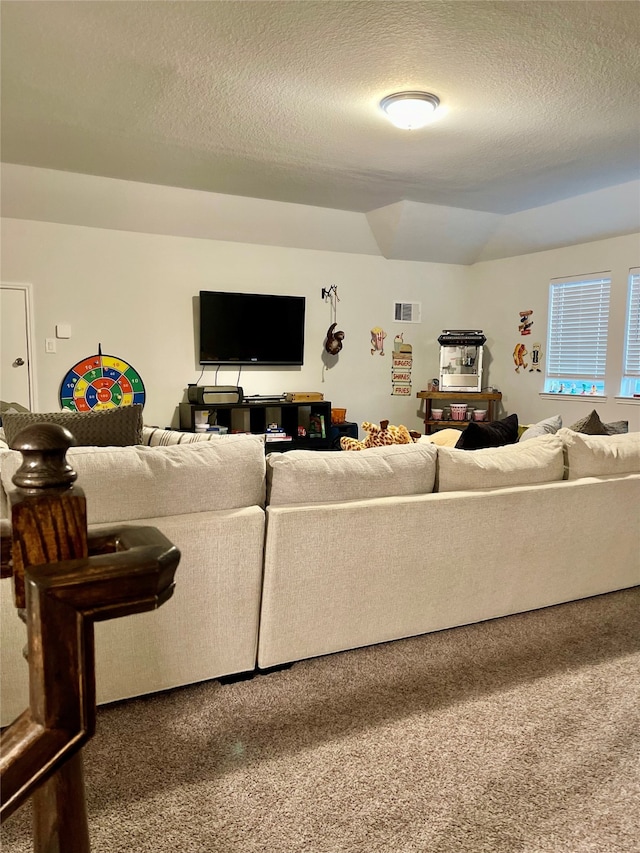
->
xmin=198 ymin=290 xmax=306 ymax=366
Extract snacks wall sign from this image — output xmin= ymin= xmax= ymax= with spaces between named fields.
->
xmin=391 ymin=334 xmax=413 ymax=396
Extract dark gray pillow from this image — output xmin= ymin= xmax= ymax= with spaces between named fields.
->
xmin=3 ymin=405 xmax=143 ymax=448
xmin=604 ymin=420 xmax=628 ymax=435
xmin=568 ymin=409 xmax=608 ymax=436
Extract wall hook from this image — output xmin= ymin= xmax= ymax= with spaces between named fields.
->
xmin=321 ymin=285 xmax=340 ymax=302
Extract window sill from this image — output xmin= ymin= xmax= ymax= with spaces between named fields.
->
xmin=538 ymin=393 xmax=607 ymax=401
xmin=614 ymin=396 xmax=640 ymax=405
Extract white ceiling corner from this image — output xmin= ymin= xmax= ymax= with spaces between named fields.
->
xmin=477 ymin=181 xmax=640 ymax=262
xmin=365 ymin=203 xmax=406 ymax=260
xmin=368 ymin=202 xmax=503 ymax=264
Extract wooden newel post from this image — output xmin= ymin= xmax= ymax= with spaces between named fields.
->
xmin=10 ymin=423 xmax=86 ymax=609
xmin=9 ymin=423 xmax=91 ymax=853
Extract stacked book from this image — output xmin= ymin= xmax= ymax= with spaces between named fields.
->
xmin=284 ymin=392 xmax=324 ymax=402
xmin=308 ymin=413 xmax=326 ymax=438
xmin=245 ymin=394 xmax=287 ymax=404
xmin=265 ymin=428 xmax=292 ymax=443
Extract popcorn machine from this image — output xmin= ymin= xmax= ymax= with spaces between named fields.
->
xmin=438 ymin=330 xmax=486 ymax=392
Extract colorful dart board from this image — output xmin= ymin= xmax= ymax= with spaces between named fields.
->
xmin=59 ymin=351 xmax=146 ymax=412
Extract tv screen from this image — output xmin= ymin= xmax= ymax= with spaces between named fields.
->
xmin=199 ymin=290 xmax=306 ymax=365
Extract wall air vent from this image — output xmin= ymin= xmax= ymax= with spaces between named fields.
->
xmin=393 ymin=301 xmax=421 ymax=323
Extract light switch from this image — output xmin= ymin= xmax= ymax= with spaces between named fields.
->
xmin=56 ymin=323 xmax=71 ymax=339
xmin=45 ymin=338 xmax=56 ymax=353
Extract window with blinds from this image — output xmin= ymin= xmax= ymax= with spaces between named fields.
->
xmin=621 ymin=268 xmax=640 ymax=398
xmin=543 ymin=273 xmax=611 ymax=395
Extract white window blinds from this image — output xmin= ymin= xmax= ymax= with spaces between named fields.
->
xmin=546 ymin=273 xmax=611 ymax=381
xmin=623 ymin=268 xmax=640 ymax=379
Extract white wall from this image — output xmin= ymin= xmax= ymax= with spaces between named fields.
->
xmin=469 ymin=233 xmax=640 ymax=431
xmin=4 ymin=164 xmax=639 ymax=266
xmin=1 ymin=165 xmax=638 ymax=436
xmin=0 ymin=218 xmax=468 ymax=433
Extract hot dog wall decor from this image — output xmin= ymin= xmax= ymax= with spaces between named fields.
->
xmin=513 ymin=309 xmax=541 ymax=374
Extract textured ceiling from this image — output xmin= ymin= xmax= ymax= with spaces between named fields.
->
xmin=1 ymin=0 xmax=639 ymax=219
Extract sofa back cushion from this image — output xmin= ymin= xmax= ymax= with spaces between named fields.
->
xmin=437 ymin=434 xmax=565 ymax=492
xmin=267 ymin=442 xmax=438 ymax=507
xmin=2 ymin=405 xmax=144 ymax=447
xmin=558 ymin=428 xmax=640 ymax=480
xmin=0 ymin=434 xmax=266 ymax=524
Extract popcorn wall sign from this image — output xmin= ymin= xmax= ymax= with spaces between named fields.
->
xmin=392 ymin=334 xmax=413 ymax=395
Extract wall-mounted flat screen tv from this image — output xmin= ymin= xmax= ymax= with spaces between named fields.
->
xmin=199 ymin=290 xmax=306 ymax=365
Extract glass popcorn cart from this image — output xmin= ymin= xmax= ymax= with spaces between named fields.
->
xmin=438 ymin=330 xmax=486 ymax=393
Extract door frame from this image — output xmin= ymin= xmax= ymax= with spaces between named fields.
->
xmin=1 ymin=281 xmax=38 ymax=411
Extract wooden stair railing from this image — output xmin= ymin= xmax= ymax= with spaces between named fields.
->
xmin=0 ymin=423 xmax=180 ymax=852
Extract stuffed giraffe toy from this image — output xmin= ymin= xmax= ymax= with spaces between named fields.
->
xmin=340 ymin=420 xmax=421 ymax=451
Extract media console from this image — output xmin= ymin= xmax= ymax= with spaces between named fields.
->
xmin=179 ymin=400 xmax=333 ymax=451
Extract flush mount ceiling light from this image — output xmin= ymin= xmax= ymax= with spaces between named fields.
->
xmin=380 ymin=91 xmax=440 ymax=129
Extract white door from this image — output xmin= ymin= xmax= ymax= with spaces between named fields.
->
xmin=1 ymin=285 xmax=35 ymax=410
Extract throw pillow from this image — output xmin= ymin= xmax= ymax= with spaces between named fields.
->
xmin=2 ymin=405 xmax=144 ymax=448
xmin=604 ymin=420 xmax=629 ymax=435
xmin=417 ymin=429 xmax=462 ymax=448
xmin=455 ymin=413 xmax=519 ymax=450
xmin=141 ymin=426 xmax=241 ymax=446
xmin=519 ymin=414 xmax=562 ymax=442
xmin=568 ymin=409 xmax=608 ymax=436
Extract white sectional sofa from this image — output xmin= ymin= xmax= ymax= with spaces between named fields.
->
xmin=0 ymin=434 xmax=267 ymax=726
xmin=1 ymin=428 xmax=639 ymax=726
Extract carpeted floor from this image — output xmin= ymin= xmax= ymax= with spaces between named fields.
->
xmin=2 ymin=587 xmax=640 ymax=853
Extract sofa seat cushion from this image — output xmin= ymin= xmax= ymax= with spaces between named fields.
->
xmin=0 ymin=434 xmax=266 ymax=524
xmin=2 ymin=404 xmax=144 ymax=447
xmin=267 ymin=442 xmax=438 ymax=507
xmin=437 ymin=434 xmax=565 ymax=492
xmin=558 ymin=428 xmax=640 ymax=480
xmin=455 ymin=413 xmax=519 ymax=450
